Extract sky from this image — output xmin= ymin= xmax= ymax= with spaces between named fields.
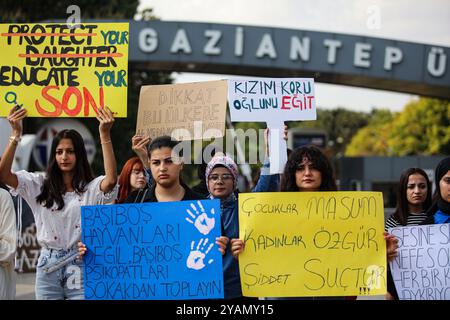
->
xmin=137 ymin=0 xmax=450 ymax=113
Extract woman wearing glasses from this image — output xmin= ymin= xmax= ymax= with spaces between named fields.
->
xmin=116 ymin=157 xmax=147 ymax=204
xmin=206 ymin=128 xmax=283 ymax=300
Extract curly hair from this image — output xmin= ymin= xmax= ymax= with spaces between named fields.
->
xmin=281 ymin=145 xmax=337 ymax=192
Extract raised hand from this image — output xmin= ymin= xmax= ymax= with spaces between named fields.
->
xmin=185 ymin=201 xmax=216 ymax=235
xmin=97 ymin=106 xmax=117 ymax=192
xmin=96 ymin=106 xmax=115 ymax=134
xmin=132 ymin=134 xmax=151 ymax=167
xmin=186 ymin=238 xmax=214 ymax=270
xmin=7 ymin=105 xmax=27 ymax=137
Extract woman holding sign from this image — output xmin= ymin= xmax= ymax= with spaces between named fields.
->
xmin=206 ymin=130 xmax=281 ymax=300
xmin=231 ymin=145 xmax=343 ymax=299
xmin=0 ymin=105 xmax=118 ymax=300
xmin=387 ymin=159 xmax=450 ymax=300
xmin=385 ymin=167 xmax=432 ymax=299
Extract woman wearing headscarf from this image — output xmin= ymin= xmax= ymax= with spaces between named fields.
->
xmin=422 ymin=156 xmax=450 ymax=225
xmin=206 ymin=129 xmax=280 ymax=300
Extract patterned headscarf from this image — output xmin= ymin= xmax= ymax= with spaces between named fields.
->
xmin=205 ymin=154 xmax=239 ymax=191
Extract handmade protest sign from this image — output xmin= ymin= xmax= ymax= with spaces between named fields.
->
xmin=228 ymin=78 xmax=316 ymax=174
xmin=389 ymin=223 xmax=450 ymax=300
xmin=136 ymin=80 xmax=227 ymax=141
xmin=81 ymin=199 xmax=224 ymax=300
xmin=0 ymin=23 xmax=129 ymax=117
xmin=238 ymin=191 xmax=386 ymax=297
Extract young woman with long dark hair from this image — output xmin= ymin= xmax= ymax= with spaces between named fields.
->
xmin=384 ymin=167 xmax=432 ymax=299
xmin=0 ymin=106 xmax=118 ymax=300
xmin=386 ymin=168 xmax=432 ymax=228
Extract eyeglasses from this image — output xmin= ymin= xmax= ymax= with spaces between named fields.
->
xmin=208 ymin=174 xmax=234 ymax=182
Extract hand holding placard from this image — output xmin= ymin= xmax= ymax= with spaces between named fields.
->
xmin=228 ymin=78 xmax=316 ymax=173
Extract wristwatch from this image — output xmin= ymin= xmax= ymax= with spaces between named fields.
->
xmin=9 ymin=135 xmax=21 ymax=145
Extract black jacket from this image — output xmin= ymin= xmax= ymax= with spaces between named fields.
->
xmin=125 ymin=183 xmax=205 ymax=203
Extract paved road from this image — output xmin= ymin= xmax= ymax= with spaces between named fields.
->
xmin=15 ymin=272 xmax=35 ymax=300
xmin=14 ymin=272 xmax=385 ymax=300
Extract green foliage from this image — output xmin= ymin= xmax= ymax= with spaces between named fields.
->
xmin=388 ymin=98 xmax=450 ymax=155
xmin=228 ymin=108 xmax=371 ymax=181
xmin=289 ymin=108 xmax=370 ymax=156
xmin=345 ymin=98 xmax=450 ymax=156
xmin=345 ymin=109 xmax=395 ymax=156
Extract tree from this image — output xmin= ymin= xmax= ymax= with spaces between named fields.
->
xmin=226 ymin=108 xmax=370 ymax=183
xmin=345 ymin=97 xmax=450 ymax=156
xmin=345 ymin=109 xmax=395 ymax=156
xmin=289 ymin=108 xmax=370 ymax=157
xmin=387 ymin=98 xmax=450 ymax=155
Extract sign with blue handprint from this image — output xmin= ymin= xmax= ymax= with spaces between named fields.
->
xmin=185 ymin=201 xmax=216 ymax=235
xmin=81 ymin=199 xmax=224 ymax=300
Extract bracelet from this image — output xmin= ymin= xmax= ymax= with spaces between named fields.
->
xmin=101 ymin=140 xmax=112 ymax=145
xmin=9 ymin=135 xmax=21 ymax=146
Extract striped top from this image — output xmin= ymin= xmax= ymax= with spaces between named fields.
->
xmin=385 ymin=212 xmax=428 ymax=230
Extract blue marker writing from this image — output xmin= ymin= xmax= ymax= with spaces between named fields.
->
xmin=4 ymin=92 xmax=23 ymax=110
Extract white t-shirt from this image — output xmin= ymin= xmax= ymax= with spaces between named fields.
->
xmin=0 ymin=188 xmax=16 ymax=299
xmin=10 ymin=170 xmax=118 ymax=250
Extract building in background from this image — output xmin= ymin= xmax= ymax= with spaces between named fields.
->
xmin=339 ymin=156 xmax=445 ymax=219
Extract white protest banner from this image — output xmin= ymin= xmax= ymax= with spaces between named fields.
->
xmin=136 ymin=80 xmax=227 ymax=141
xmin=228 ymin=78 xmax=316 ymax=173
xmin=389 ymin=223 xmax=450 ymax=300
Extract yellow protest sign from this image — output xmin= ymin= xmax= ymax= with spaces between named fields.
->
xmin=238 ymin=192 xmax=387 ymax=297
xmin=0 ymin=23 xmax=128 ymax=117
xmin=136 ymin=80 xmax=227 ymax=140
